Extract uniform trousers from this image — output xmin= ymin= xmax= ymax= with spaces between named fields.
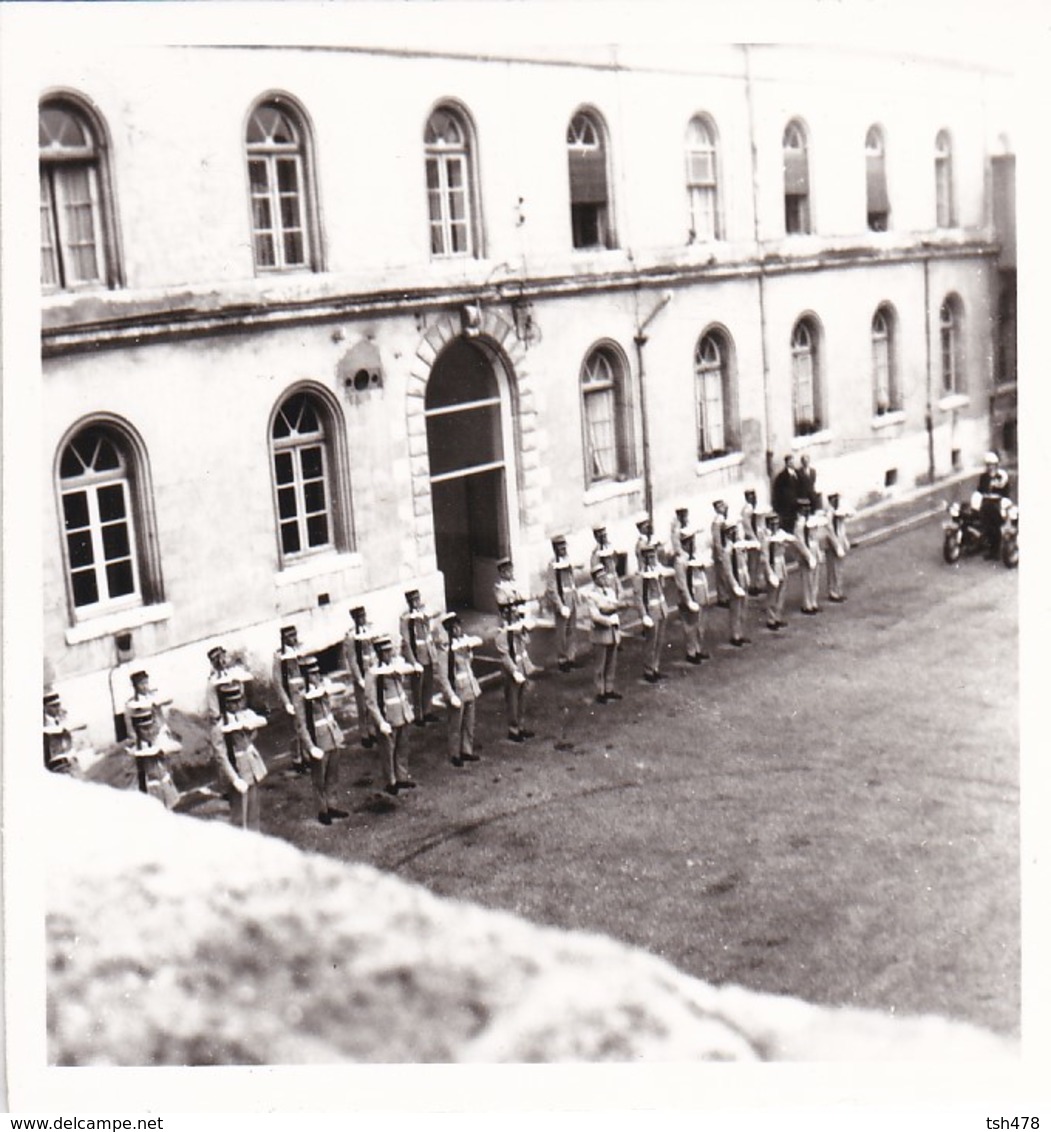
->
xmin=679 ymin=605 xmax=704 ymax=656
xmin=800 ymin=560 xmax=820 ymax=611
xmin=593 ymin=641 xmax=619 ymax=695
xmin=446 ymin=699 xmax=477 ymax=760
xmin=644 ymin=615 xmax=667 ymax=675
xmin=503 ymin=674 xmax=528 ymax=731
xmin=728 ymin=593 xmax=748 ymax=640
xmin=353 ymin=683 xmax=376 ymax=742
xmin=765 ymin=574 xmax=787 ymax=625
xmin=554 ymin=605 xmax=577 ymax=663
xmin=745 ymin=547 xmax=762 ymax=592
xmin=228 ymin=784 xmax=262 ymax=831
xmin=311 ymin=746 xmax=341 ymax=811
xmin=826 ymin=550 xmax=845 ymax=600
xmin=410 ymin=663 xmax=435 ymax=720
xmin=713 ymin=559 xmax=733 ymax=603
xmin=379 ymin=724 xmax=411 ymax=787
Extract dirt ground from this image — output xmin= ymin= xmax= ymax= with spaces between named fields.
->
xmin=142 ymin=514 xmax=1022 ymax=1037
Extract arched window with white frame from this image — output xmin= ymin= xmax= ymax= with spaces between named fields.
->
xmin=871 ymin=304 xmax=900 ymax=415
xmin=782 ymin=119 xmax=812 ymax=235
xmin=580 ymin=344 xmax=634 ymax=485
xmin=866 ymin=125 xmax=890 ymax=231
xmin=57 ymin=420 xmax=160 ymax=619
xmin=270 ymin=388 xmax=352 ymax=562
xmin=791 ymin=317 xmax=823 ymax=435
xmin=567 ymin=109 xmax=615 ymax=250
xmin=694 ymin=329 xmax=738 ymax=460
xmin=685 ymin=115 xmax=721 ymax=242
xmin=40 ymin=95 xmax=121 ymax=291
xmin=940 ymin=294 xmax=965 ymax=396
xmin=425 ymin=104 xmax=479 ymax=258
xmin=935 ymin=129 xmax=955 ymax=228
xmin=245 ymin=95 xmax=320 ymax=272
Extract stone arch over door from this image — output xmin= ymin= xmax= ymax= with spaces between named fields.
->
xmin=406 ymin=308 xmax=546 ymax=597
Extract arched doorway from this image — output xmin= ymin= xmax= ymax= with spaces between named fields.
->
xmin=426 ymin=339 xmax=511 ymax=612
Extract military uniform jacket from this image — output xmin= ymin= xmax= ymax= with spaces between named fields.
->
xmin=824 ymin=509 xmax=852 ymax=558
xmin=587 ymin=581 xmax=622 ymax=645
xmin=669 ymin=519 xmax=691 ymax=559
xmin=545 ymin=556 xmax=580 ymax=615
xmin=272 ymin=647 xmax=305 ymax=713
xmin=296 ymin=680 xmax=346 ymax=752
xmin=793 ymin=515 xmax=825 ymax=568
xmin=636 ymin=568 xmax=670 ymax=619
xmin=673 ymin=554 xmax=709 ymax=611
xmin=343 ymin=627 xmax=378 ymax=688
xmin=740 ymin=502 xmax=760 ymax=542
xmin=759 ymin=529 xmax=792 ymax=587
xmin=711 ymin=517 xmax=732 ymax=567
xmin=124 ymin=692 xmax=181 ymax=756
xmin=493 ymin=576 xmax=525 ymax=609
xmin=589 ymin=544 xmax=620 ymax=588
xmin=401 ymin=608 xmax=438 ymax=668
xmin=206 ymin=663 xmax=254 ymax=721
xmin=634 ymin=533 xmax=657 ymax=573
xmin=364 ymin=661 xmax=416 ymax=729
xmin=494 ymin=622 xmax=539 ymax=679
xmin=435 ymin=633 xmax=483 ymax=703
xmin=727 ymin=538 xmax=755 ymax=595
xmin=213 ymin=710 xmax=269 ymax=788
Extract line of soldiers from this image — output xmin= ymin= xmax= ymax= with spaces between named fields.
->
xmin=42 ymin=486 xmax=852 ymax=831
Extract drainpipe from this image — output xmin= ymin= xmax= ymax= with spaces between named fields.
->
xmin=923 ymin=255 xmax=936 ymax=483
xmin=743 ymin=45 xmax=774 ymax=482
xmin=634 ymin=290 xmax=673 ymax=518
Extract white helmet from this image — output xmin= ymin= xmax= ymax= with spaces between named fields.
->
xmin=984 ymin=451 xmax=1000 ymax=465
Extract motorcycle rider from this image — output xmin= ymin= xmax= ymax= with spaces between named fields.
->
xmin=975 ymin=451 xmax=1011 ymax=559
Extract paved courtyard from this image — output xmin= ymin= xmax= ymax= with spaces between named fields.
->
xmin=244 ymin=514 xmax=1019 ymax=1037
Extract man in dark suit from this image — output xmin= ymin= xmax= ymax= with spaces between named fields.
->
xmin=798 ymin=453 xmax=820 ymax=509
xmin=976 ymin=451 xmax=1011 ymax=558
xmin=771 ymin=454 xmax=800 ymax=531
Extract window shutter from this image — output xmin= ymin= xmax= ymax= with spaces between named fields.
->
xmin=866 ymin=156 xmax=889 ymax=211
xmin=570 ymin=151 xmax=608 ymax=205
xmin=783 ymin=148 xmax=809 ymax=193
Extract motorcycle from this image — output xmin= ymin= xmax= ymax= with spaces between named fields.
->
xmin=942 ymin=492 xmax=1019 ymax=568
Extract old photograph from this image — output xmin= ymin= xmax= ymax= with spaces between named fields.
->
xmin=2 ymin=0 xmax=1043 ymax=1121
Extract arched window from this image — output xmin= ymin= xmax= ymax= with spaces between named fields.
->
xmin=39 ymin=96 xmax=120 ymax=290
xmin=791 ymin=318 xmax=823 ymax=435
xmin=871 ymin=305 xmax=900 ymax=415
xmin=581 ymin=345 xmax=634 ymax=485
xmin=425 ymin=105 xmax=479 ymax=258
xmin=940 ymin=295 xmax=965 ymax=396
xmin=865 ymin=125 xmax=890 ymax=231
xmin=935 ymin=129 xmax=955 ymax=228
xmin=685 ymin=115 xmax=721 ymax=242
xmin=782 ymin=120 xmax=812 ymax=235
xmin=567 ymin=109 xmax=615 ymax=250
xmin=694 ymin=330 xmax=738 ymax=459
xmin=58 ymin=421 xmax=159 ymax=617
xmin=270 ymin=389 xmax=350 ymax=561
xmin=245 ymin=96 xmax=319 ymax=272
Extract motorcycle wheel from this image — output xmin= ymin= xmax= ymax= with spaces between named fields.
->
xmin=1001 ymin=536 xmax=1019 ymax=569
xmin=943 ymin=532 xmax=962 ymax=564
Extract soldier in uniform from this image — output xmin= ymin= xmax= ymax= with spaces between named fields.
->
xmin=823 ymin=491 xmax=852 ymax=603
xmin=637 ymin=542 xmax=671 ymax=682
xmin=669 ymin=505 xmax=692 ymax=560
xmin=400 ymin=589 xmax=440 ymax=726
xmin=364 ymin=634 xmax=419 ymax=795
xmin=494 ymin=556 xmax=524 ymax=609
xmin=343 ymin=605 xmax=379 ymax=749
xmin=760 ymin=510 xmax=793 ymax=630
xmin=976 ymin=451 xmax=1011 ymax=558
xmin=673 ymin=527 xmax=710 ymax=664
xmin=546 ymin=534 xmax=580 ymax=672
xmin=43 ymin=689 xmax=90 ymax=775
xmin=710 ymin=500 xmax=733 ymax=607
xmin=793 ymin=497 xmax=824 ymax=615
xmin=123 ymin=669 xmax=180 ymax=808
xmin=740 ymin=489 xmax=763 ymax=595
xmin=435 ymin=611 xmax=483 ymax=766
xmin=589 ymin=525 xmax=622 ymax=597
xmin=212 ymin=681 xmax=269 ymax=831
xmin=726 ymin=522 xmax=756 ymax=646
xmin=587 ymin=564 xmax=624 ymax=703
xmin=633 ymin=513 xmax=657 ymax=572
xmin=296 ymin=655 xmax=348 ymax=824
xmin=494 ymin=599 xmax=537 ymax=741
xmin=273 ymin=624 xmax=309 ymax=774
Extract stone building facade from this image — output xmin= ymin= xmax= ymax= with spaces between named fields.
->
xmin=37 ymin=40 xmax=1015 ymax=737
